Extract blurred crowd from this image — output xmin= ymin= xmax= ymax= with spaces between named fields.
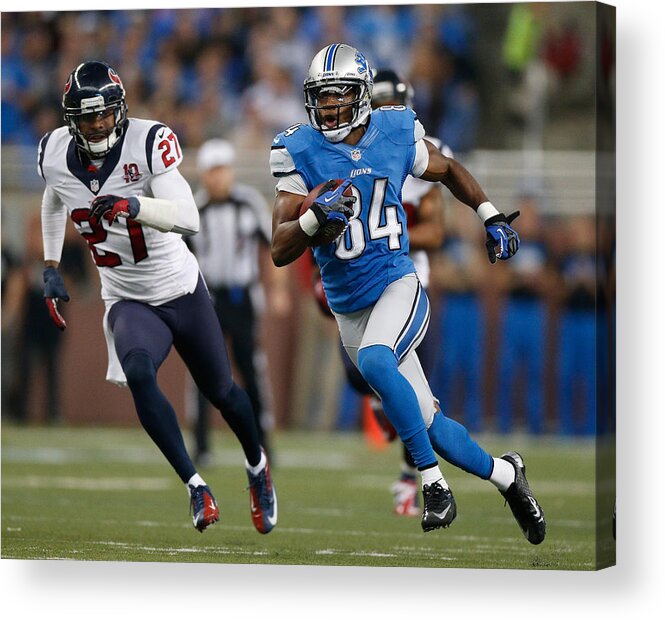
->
xmin=2 ymin=6 xmax=485 ymax=153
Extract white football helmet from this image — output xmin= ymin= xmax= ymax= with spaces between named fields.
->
xmin=304 ymin=43 xmax=373 ymax=143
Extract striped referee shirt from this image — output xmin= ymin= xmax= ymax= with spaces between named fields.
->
xmin=189 ymin=184 xmax=272 ymax=288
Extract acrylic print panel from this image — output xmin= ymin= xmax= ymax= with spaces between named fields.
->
xmin=1 ymin=1 xmax=614 ymax=572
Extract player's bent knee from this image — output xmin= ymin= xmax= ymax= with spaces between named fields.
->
xmin=357 ymin=344 xmax=398 ymax=390
xmin=122 ymin=351 xmax=158 ymax=388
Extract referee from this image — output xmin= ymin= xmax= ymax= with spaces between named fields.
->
xmin=187 ymin=139 xmax=278 ymax=465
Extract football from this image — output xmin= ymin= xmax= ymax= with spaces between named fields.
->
xmin=300 ymin=179 xmax=352 ymax=246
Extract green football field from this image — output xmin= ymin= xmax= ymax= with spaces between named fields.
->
xmin=1 ymin=426 xmax=614 ymax=570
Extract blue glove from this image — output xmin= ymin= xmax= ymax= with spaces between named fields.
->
xmin=311 ymin=179 xmax=356 ymax=227
xmin=89 ymin=195 xmax=140 ymax=225
xmin=43 ymin=266 xmax=69 ymax=330
xmin=485 ymin=211 xmax=520 ymax=264
xmin=325 ymin=210 xmax=350 ymax=228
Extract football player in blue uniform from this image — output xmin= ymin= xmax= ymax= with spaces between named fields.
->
xmin=269 ymin=44 xmax=545 ymax=543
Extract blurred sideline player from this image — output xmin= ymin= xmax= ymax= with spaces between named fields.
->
xmin=314 ymin=68 xmax=448 ymax=517
xmin=270 ymin=43 xmax=545 ymax=544
xmin=186 ymin=138 xmax=284 ymax=465
xmin=39 ymin=61 xmax=276 ymax=534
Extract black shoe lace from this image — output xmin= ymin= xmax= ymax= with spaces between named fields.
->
xmin=424 ymin=482 xmax=446 ymax=513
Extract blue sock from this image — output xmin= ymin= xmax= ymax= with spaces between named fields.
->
xmin=427 ymin=411 xmax=493 ymax=479
xmin=357 ymin=344 xmax=437 ymax=469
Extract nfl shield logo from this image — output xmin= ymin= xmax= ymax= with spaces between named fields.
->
xmin=90 ymin=179 xmax=99 ymax=192
xmin=351 ymin=149 xmax=362 ymax=162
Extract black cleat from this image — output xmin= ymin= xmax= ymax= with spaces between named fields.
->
xmin=421 ymin=481 xmax=457 ymax=532
xmin=499 ymin=451 xmax=546 ymax=545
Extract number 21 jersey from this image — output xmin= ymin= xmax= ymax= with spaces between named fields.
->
xmin=38 ymin=118 xmax=199 ymax=305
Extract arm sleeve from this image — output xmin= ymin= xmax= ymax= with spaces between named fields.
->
xmin=275 ymin=173 xmax=308 ymax=196
xmin=41 ymin=186 xmax=67 ymax=263
xmin=411 ymin=139 xmax=430 ymax=178
xmin=142 ymin=167 xmax=199 ymax=235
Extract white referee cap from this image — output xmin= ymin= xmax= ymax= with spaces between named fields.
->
xmin=197 ymin=139 xmax=236 ymax=171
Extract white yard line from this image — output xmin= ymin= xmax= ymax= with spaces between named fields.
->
xmin=2 ymin=475 xmax=173 ymax=491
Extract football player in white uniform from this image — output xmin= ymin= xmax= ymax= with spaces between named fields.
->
xmin=39 ymin=61 xmax=277 ymax=534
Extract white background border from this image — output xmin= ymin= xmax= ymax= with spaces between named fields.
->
xmin=1 ymin=0 xmax=662 ymax=617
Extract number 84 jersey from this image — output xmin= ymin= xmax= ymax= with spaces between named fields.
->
xmin=271 ymin=107 xmax=426 ymax=314
xmin=38 ymin=118 xmax=199 ymax=305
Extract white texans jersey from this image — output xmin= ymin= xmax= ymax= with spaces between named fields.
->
xmin=402 ymin=137 xmax=452 ymax=289
xmin=38 ymin=118 xmax=199 ymax=305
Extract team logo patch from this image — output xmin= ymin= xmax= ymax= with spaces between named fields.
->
xmin=108 ymin=68 xmax=124 ymax=90
xmin=355 ymin=52 xmax=369 ymax=76
xmin=123 ymin=163 xmax=141 ymax=183
xmin=90 ymin=179 xmax=99 ymax=193
xmin=351 ymin=148 xmax=362 ymax=161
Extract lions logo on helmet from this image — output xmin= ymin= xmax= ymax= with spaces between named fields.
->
xmin=304 ymin=43 xmax=374 ymax=143
xmin=355 ymin=51 xmax=369 ymax=76
xmin=62 ymin=60 xmax=128 ymax=158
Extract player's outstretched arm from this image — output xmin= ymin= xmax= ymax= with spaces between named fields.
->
xmin=419 ymin=140 xmax=489 ymax=209
xmin=420 ymin=140 xmax=520 ymax=263
xmin=271 ymin=191 xmax=311 ymax=267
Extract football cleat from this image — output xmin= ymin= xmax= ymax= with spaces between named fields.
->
xmin=421 ymin=481 xmax=457 ymax=532
xmin=189 ymin=484 xmax=220 ymax=533
xmin=246 ymin=450 xmax=277 ymax=534
xmin=391 ymin=477 xmax=420 ymax=517
xmin=499 ymin=451 xmax=546 ymax=545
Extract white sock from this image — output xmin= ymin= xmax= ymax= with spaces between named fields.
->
xmin=187 ymin=473 xmax=207 ymax=494
xmin=489 ymin=457 xmax=516 ymax=492
xmin=420 ymin=464 xmax=448 ymax=489
xmin=245 ymin=450 xmax=267 ymax=476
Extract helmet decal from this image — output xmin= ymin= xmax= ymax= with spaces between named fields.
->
xmin=355 ymin=52 xmax=369 ymax=76
xmin=63 ymin=74 xmax=72 ymax=96
xmin=108 ymin=68 xmax=123 ymax=88
xmin=324 ymin=43 xmax=341 ymax=72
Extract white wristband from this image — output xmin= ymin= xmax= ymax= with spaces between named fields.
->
xmin=477 ymin=201 xmax=501 ymax=224
xmin=135 ymin=196 xmax=178 ymax=232
xmin=299 ymin=208 xmax=320 ymax=237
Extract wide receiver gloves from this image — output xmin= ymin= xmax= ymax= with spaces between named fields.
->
xmin=43 ymin=266 xmax=70 ymax=330
xmin=484 ymin=210 xmax=521 ymax=264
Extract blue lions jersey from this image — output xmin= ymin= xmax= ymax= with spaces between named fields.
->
xmin=270 ymin=108 xmax=426 ymax=313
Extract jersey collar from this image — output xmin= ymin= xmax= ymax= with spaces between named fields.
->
xmin=66 ymin=123 xmax=127 ymax=195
